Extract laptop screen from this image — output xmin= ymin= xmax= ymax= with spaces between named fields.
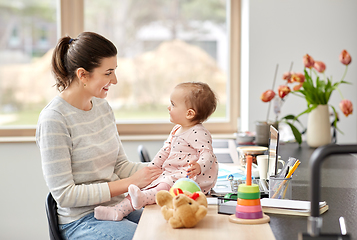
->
xmin=268 ymin=125 xmax=279 ymax=176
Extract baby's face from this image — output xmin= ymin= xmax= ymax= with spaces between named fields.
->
xmin=168 ymin=88 xmax=190 ymax=125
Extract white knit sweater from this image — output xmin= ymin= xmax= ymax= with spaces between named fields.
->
xmin=36 ymin=96 xmax=145 ymax=224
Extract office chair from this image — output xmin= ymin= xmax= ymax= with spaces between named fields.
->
xmin=137 ymin=145 xmax=151 ymax=162
xmin=45 ymin=192 xmax=63 ymax=240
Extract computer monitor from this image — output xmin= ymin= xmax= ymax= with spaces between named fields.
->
xmin=268 ymin=125 xmax=279 ymax=176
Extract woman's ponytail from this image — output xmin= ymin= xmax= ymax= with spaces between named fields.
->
xmin=51 ymin=36 xmax=72 ymax=92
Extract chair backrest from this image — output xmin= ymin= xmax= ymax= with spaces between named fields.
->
xmin=137 ymin=145 xmax=151 ymax=162
xmin=45 ymin=193 xmax=63 ymax=240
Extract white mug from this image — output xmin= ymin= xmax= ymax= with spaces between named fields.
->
xmin=268 ymin=156 xmax=285 ymax=177
xmin=256 ymin=155 xmax=285 ymax=179
xmin=256 ymin=155 xmax=269 ymax=180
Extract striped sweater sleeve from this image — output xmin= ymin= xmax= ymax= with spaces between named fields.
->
xmin=114 ymin=134 xmax=146 ymax=179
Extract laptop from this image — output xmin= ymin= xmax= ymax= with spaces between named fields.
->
xmin=268 ymin=125 xmax=280 ymax=177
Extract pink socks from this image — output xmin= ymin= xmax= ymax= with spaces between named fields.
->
xmin=94 ymin=182 xmax=170 ymax=221
xmin=94 ymin=197 xmax=134 ymax=221
xmin=128 ymin=184 xmax=157 ymax=210
xmin=129 ymin=182 xmax=171 ymax=209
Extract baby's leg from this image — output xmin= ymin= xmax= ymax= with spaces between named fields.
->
xmin=129 ymin=182 xmax=171 ymax=210
xmin=94 ymin=196 xmax=134 ymax=221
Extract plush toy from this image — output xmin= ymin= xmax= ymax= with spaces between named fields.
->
xmin=156 ymin=190 xmax=208 ymax=228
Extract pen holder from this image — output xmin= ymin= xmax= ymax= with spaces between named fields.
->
xmin=269 ymin=176 xmax=292 ymax=199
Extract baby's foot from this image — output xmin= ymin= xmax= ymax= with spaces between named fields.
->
xmin=128 ymin=184 xmax=145 ymax=210
xmin=94 ymin=206 xmax=124 ymax=221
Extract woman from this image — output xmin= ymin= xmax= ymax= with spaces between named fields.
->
xmin=36 ymin=32 xmax=161 ymax=240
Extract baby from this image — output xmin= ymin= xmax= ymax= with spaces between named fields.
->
xmin=94 ymin=81 xmax=218 ymax=221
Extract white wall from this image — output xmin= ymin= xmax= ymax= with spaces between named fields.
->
xmin=241 ymin=0 xmax=357 ymax=144
xmin=0 ymin=142 xmax=49 ymax=240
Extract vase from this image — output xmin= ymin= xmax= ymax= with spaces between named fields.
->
xmin=255 ymin=121 xmax=278 ymax=147
xmin=306 ymin=105 xmax=331 ymax=148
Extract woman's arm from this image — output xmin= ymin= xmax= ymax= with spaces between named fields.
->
xmin=112 ymin=135 xmax=162 ymax=197
xmin=108 ymin=166 xmax=162 ymax=197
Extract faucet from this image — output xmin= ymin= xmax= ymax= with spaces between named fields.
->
xmin=305 ymin=144 xmax=357 ymax=238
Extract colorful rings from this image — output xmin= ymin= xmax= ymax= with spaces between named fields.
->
xmin=237 ymin=198 xmax=261 ymax=206
xmin=236 ymin=204 xmax=262 ymax=213
xmin=235 ymin=211 xmax=263 ymax=219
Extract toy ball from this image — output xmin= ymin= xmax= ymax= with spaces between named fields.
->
xmin=172 ymin=178 xmax=201 ymax=194
xmin=169 ymin=187 xmax=184 ymax=197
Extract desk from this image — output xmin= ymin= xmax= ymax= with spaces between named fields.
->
xmin=132 ymin=204 xmax=275 ymax=240
xmin=270 ymin=142 xmax=357 ymax=239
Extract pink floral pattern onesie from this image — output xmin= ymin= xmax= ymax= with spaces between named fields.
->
xmin=146 ymin=123 xmax=218 ymax=194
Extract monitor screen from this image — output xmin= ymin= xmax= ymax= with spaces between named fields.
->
xmin=268 ymin=125 xmax=279 ymax=176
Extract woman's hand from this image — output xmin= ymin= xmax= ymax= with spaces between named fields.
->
xmin=109 ymin=165 xmax=162 ymax=198
xmin=187 ymin=162 xmax=201 ymax=178
xmin=129 ymin=166 xmax=162 ymax=189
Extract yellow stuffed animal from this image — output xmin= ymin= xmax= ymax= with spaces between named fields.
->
xmin=155 ymin=190 xmax=208 ymax=228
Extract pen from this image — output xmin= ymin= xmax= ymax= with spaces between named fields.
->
xmin=280 ymin=162 xmax=300 ymax=198
xmin=284 ymin=166 xmax=290 ymax=178
xmin=286 ymin=160 xmax=300 ymax=178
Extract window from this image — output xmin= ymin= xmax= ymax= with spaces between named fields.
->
xmin=0 ymin=0 xmax=57 ymax=136
xmin=0 ymin=0 xmax=240 ymax=137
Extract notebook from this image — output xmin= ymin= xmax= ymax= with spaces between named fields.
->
xmin=260 ymin=198 xmax=329 ymax=216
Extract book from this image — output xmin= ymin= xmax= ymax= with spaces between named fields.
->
xmin=260 ymin=198 xmax=329 ymax=216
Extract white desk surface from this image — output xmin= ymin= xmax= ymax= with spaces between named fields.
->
xmin=132 ymin=204 xmax=276 ymax=240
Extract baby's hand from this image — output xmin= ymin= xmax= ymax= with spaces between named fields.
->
xmin=187 ymin=162 xmax=201 ymax=178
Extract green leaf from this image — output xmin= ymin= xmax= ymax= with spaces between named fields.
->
xmin=280 ymin=114 xmax=303 ymax=126
xmin=316 ymin=85 xmax=324 ymax=104
xmin=324 ymin=78 xmax=333 ymax=102
xmin=280 ymin=114 xmax=296 ymax=120
xmin=285 ymin=122 xmax=302 ymax=144
xmin=329 ymin=105 xmax=344 ymax=134
xmin=295 ymin=105 xmax=318 ymax=119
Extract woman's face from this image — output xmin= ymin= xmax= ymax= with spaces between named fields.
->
xmin=85 ymin=56 xmax=118 ymax=99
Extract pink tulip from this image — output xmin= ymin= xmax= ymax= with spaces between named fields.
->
xmin=282 ymin=71 xmax=293 ymax=83
xmin=278 ymin=85 xmax=291 ymax=99
xmin=291 ymin=72 xmax=305 ymax=83
xmin=303 ymin=54 xmax=315 ymax=68
xmin=313 ymin=61 xmax=326 ymax=73
xmin=261 ymin=90 xmax=276 ymax=102
xmin=293 ymin=84 xmax=303 ymax=91
xmin=339 ymin=50 xmax=352 ymax=65
xmin=339 ymin=99 xmax=353 ymax=117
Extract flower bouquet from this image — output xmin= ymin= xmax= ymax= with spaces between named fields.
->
xmin=261 ymin=50 xmax=353 ymax=144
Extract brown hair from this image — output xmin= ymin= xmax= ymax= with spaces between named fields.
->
xmin=51 ymin=32 xmax=117 ymax=92
xmin=175 ymin=82 xmax=217 ymax=123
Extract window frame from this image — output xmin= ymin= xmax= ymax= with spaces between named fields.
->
xmin=0 ymin=0 xmax=240 ymax=138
